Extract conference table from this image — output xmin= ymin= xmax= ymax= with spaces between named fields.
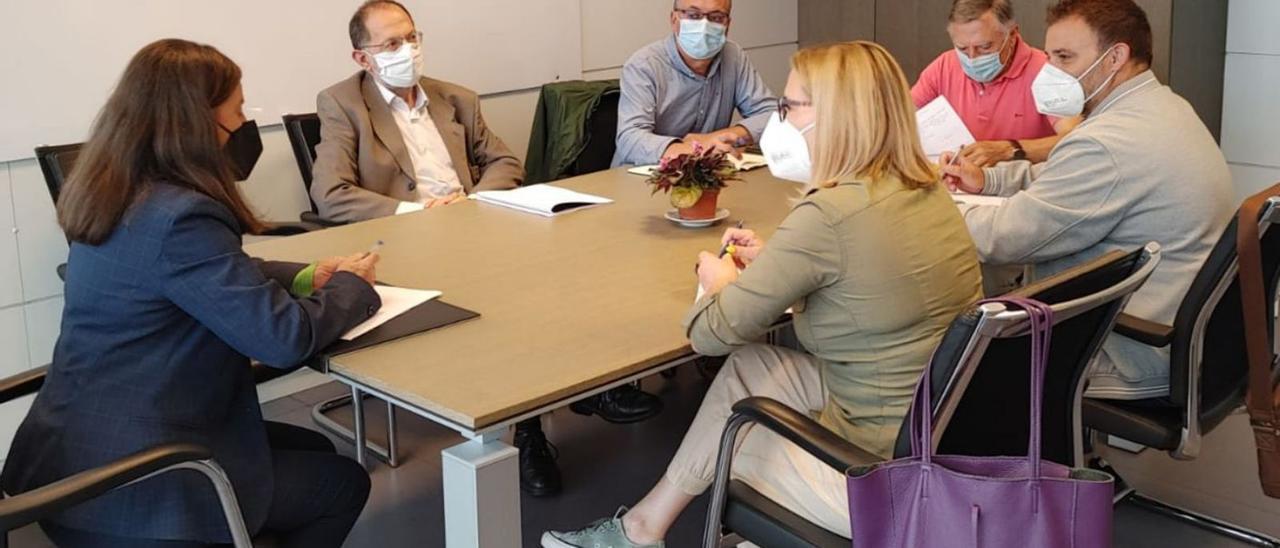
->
xmin=245 ymin=167 xmax=799 ymax=547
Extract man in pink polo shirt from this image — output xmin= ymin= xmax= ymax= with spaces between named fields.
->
xmin=913 ymin=0 xmax=1079 ymax=166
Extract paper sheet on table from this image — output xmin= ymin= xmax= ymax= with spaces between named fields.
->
xmin=917 ymin=96 xmax=975 ymax=161
xmin=471 ymin=185 xmax=612 ymax=217
xmin=627 ymin=153 xmax=768 ymax=178
xmin=341 ymin=286 xmax=442 ymax=341
xmin=951 ymin=192 xmax=1008 ymax=208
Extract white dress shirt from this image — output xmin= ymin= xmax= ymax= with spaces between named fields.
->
xmin=375 ymin=81 xmax=464 ymax=214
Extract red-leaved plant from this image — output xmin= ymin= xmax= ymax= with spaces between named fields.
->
xmin=646 ymin=142 xmax=741 ymax=209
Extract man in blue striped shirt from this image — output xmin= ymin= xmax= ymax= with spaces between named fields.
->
xmin=611 ymin=0 xmax=777 ymax=167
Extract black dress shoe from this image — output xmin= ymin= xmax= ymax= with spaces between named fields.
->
xmin=514 ymin=419 xmax=561 ymax=497
xmin=570 ymin=384 xmax=663 ymax=424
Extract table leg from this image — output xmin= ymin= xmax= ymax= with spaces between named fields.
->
xmin=386 ymin=401 xmax=399 ymax=468
xmin=350 ymin=385 xmax=366 ymax=468
xmin=442 ymin=433 xmax=521 ymax=547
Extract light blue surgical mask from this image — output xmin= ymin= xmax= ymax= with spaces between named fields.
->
xmin=677 ymin=19 xmax=727 ymax=60
xmin=956 ymin=32 xmax=1011 ymax=83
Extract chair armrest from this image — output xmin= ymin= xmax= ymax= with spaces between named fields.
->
xmin=0 ymin=366 xmax=48 ymax=405
xmin=1113 ymin=313 xmax=1174 ymax=347
xmin=0 ymin=443 xmax=211 ymax=532
xmin=730 ymin=397 xmax=882 ymax=471
xmin=251 ymin=363 xmax=291 ymax=385
xmin=299 ymin=211 xmax=346 ymax=228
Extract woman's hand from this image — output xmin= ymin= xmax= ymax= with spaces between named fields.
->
xmin=697 ymin=251 xmax=740 ymax=297
xmin=333 ymin=252 xmax=379 ymax=286
xmin=314 ymin=252 xmax=379 ymax=288
xmin=721 ymin=227 xmax=765 ymax=266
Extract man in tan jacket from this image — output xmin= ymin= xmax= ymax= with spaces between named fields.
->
xmin=311 ymin=0 xmax=523 ymax=223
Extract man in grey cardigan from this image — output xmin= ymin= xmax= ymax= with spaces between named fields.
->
xmin=611 ymin=0 xmax=776 ymax=167
xmin=943 ymin=0 xmax=1234 ymax=400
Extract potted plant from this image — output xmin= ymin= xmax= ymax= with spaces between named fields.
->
xmin=646 ymin=142 xmax=741 ymax=220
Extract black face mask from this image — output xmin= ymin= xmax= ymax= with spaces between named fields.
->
xmin=219 ymin=120 xmax=263 ymax=181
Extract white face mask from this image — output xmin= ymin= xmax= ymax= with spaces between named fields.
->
xmin=759 ymin=112 xmax=815 ymax=184
xmin=1031 ymin=44 xmax=1118 ymax=117
xmin=370 ymin=42 xmax=423 ymax=89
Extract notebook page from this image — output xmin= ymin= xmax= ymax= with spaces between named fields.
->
xmin=341 ymin=286 xmax=443 ymax=341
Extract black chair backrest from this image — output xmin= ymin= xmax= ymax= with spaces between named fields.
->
xmin=894 ymin=246 xmax=1156 ymax=466
xmin=34 ymin=143 xmax=83 ymax=205
xmin=569 ymin=89 xmax=620 ymax=177
xmin=282 ymin=113 xmax=322 ymax=212
xmin=1172 ymin=199 xmax=1280 ymax=428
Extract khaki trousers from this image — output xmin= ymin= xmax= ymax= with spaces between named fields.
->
xmin=665 ymin=344 xmax=852 ymax=538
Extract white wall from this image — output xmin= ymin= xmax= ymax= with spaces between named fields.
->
xmin=0 ymin=0 xmax=797 ymax=454
xmin=1221 ymin=0 xmax=1280 ymax=202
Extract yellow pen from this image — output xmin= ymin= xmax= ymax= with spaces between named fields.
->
xmin=718 ymin=221 xmax=745 ymax=258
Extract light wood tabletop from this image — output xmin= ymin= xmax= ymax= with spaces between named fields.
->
xmin=246 ymin=167 xmax=799 ymax=431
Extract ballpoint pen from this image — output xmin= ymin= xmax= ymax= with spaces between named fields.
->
xmin=365 ymin=239 xmax=384 ymax=257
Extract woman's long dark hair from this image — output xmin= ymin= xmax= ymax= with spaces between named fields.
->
xmin=58 ymin=38 xmax=264 ymax=244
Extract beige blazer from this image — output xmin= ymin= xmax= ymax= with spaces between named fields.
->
xmin=311 ymin=72 xmax=524 ymax=223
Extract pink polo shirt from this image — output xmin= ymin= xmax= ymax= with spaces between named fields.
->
xmin=911 ymin=39 xmax=1057 ymax=141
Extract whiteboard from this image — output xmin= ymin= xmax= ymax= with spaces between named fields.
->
xmin=0 ymin=0 xmax=582 ymax=162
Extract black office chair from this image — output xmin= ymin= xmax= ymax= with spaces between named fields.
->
xmin=568 ymin=89 xmax=620 ymax=177
xmin=33 ymin=144 xmax=81 ymax=281
xmin=281 ymin=114 xmax=343 ymax=228
xmin=1084 ymin=195 xmax=1280 ymax=546
xmin=703 ymin=244 xmax=1163 ymax=548
xmin=35 ymin=142 xmax=315 ymax=281
xmin=0 ymin=367 xmax=254 ymax=548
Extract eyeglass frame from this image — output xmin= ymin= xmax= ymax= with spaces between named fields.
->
xmin=673 ymin=8 xmax=731 ymax=25
xmin=777 ymin=96 xmax=813 ymax=122
xmin=359 ymin=30 xmax=423 ymax=54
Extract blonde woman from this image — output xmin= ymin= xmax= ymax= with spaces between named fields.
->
xmin=542 ymin=41 xmax=983 ymax=547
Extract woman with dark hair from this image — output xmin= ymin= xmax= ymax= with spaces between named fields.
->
xmin=1 ymin=39 xmax=380 ymax=548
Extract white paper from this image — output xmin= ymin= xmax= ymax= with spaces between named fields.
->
xmin=917 ymin=96 xmax=976 ymax=161
xmin=729 ymin=153 xmax=767 ymax=171
xmin=628 ymin=165 xmax=657 ymax=177
xmin=340 ymin=286 xmax=442 ymax=341
xmin=951 ymin=192 xmax=1008 ymax=208
xmin=471 ymin=185 xmax=613 ymax=217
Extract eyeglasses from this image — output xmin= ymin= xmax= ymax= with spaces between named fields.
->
xmin=675 ymin=8 xmax=730 ymax=25
xmin=361 ymin=30 xmax=423 ymax=53
xmin=777 ymin=96 xmax=812 ymax=122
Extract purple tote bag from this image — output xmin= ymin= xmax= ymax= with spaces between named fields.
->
xmin=846 ymin=298 xmax=1114 ymax=548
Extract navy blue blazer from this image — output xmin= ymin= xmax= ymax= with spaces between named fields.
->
xmin=0 ymin=183 xmax=380 ymax=542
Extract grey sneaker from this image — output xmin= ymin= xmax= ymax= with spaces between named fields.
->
xmin=540 ymin=507 xmax=664 ymax=548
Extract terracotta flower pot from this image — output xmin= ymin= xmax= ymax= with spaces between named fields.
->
xmin=679 ymin=189 xmax=720 ymax=220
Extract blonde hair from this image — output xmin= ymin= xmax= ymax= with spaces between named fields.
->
xmin=792 ymin=41 xmax=938 ymax=192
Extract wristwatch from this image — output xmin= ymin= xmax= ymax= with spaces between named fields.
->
xmin=1008 ymin=140 xmax=1027 ymax=161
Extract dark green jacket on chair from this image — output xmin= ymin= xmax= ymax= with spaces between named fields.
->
xmin=525 ymin=80 xmax=621 ymax=185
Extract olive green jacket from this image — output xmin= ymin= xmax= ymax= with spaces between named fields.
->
xmin=684 ymin=177 xmax=983 ymax=457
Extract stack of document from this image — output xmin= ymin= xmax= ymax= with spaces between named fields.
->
xmin=342 ymin=286 xmax=442 ymax=341
xmin=917 ymin=96 xmax=975 ymax=162
xmin=471 ymin=185 xmax=613 ymax=217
